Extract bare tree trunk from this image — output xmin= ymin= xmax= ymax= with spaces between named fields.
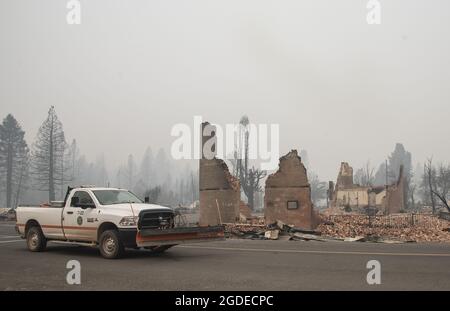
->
xmin=49 ymin=118 xmax=55 ymax=201
xmin=60 ymin=147 xmax=64 ymax=199
xmin=410 ymin=186 xmax=415 ymax=210
xmin=431 ymin=190 xmax=450 ymax=213
xmin=14 ymin=158 xmax=27 ymax=208
xmin=425 ymin=159 xmax=436 ymax=214
xmin=6 ymin=139 xmax=13 ymax=208
xmin=244 ymin=131 xmax=249 ymax=181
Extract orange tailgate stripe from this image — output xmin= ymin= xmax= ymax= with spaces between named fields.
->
xmin=15 ymin=223 xmax=96 ymax=230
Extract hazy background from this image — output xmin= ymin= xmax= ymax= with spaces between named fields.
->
xmin=1 ymin=0 xmax=449 ymax=182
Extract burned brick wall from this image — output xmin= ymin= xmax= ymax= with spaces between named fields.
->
xmin=239 ymin=201 xmax=252 ymax=219
xmin=332 ymin=162 xmax=373 ymax=209
xmin=199 ymin=122 xmax=240 ymax=226
xmin=385 ymin=165 xmax=405 ymax=214
xmin=336 ymin=162 xmax=354 ymax=190
xmin=264 ymin=150 xmax=318 ymax=229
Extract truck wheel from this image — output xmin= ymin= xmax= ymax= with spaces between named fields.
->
xmin=26 ymin=226 xmax=47 ymax=252
xmin=99 ymin=230 xmax=125 ymax=259
xmin=149 ymin=245 xmax=175 ymax=254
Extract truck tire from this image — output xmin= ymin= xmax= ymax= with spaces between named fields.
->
xmin=99 ymin=229 xmax=125 ymax=259
xmin=26 ymin=226 xmax=47 ymax=252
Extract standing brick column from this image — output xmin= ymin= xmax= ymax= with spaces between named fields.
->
xmin=199 ymin=122 xmax=240 ymax=226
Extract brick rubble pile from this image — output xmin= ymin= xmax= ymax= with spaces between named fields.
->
xmin=317 ymin=214 xmax=450 ymax=242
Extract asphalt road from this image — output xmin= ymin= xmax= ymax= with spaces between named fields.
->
xmin=1 ymin=221 xmax=449 ymax=290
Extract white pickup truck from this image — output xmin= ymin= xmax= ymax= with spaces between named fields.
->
xmin=16 ymin=186 xmax=224 ymax=259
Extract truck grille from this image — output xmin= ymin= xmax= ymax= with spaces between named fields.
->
xmin=138 ymin=209 xmax=174 ymax=230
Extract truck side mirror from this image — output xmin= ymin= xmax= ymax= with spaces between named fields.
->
xmin=144 ymin=196 xmax=150 ymax=203
xmin=71 ymin=196 xmax=79 ymax=207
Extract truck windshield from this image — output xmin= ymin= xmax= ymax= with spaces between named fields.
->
xmin=92 ymin=190 xmax=143 ymax=205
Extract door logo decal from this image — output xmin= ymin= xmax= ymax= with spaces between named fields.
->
xmin=77 ymin=216 xmax=83 ymax=225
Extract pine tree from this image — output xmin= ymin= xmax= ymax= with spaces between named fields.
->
xmin=139 ymin=147 xmax=153 ymax=189
xmin=0 ymin=114 xmax=29 ymax=208
xmin=31 ymin=106 xmax=70 ymax=201
xmin=69 ymin=139 xmax=79 ymax=182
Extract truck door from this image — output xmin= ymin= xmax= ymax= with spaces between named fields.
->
xmin=63 ymin=190 xmax=98 ymax=241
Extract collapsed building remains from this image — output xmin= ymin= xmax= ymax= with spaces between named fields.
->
xmin=264 ymin=150 xmax=320 ymax=230
xmin=330 ymin=162 xmax=405 ymax=214
xmin=199 ymin=122 xmax=240 ymax=226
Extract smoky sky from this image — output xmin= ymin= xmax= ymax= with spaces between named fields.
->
xmin=1 ymin=0 xmax=449 ymax=181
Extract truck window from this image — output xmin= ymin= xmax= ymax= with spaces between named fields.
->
xmin=71 ymin=191 xmax=95 ymax=206
xmin=93 ymin=190 xmax=142 ymax=205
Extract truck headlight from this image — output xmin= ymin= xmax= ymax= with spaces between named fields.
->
xmin=119 ymin=216 xmax=138 ymax=226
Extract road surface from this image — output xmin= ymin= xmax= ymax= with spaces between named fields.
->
xmin=0 ymin=221 xmax=449 ymax=290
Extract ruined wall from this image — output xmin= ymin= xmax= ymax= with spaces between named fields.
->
xmin=332 ymin=162 xmax=370 ymax=208
xmin=336 ymin=162 xmax=354 ymax=190
xmin=264 ymin=150 xmax=317 ymax=229
xmin=385 ymin=166 xmax=405 ymax=214
xmin=239 ymin=201 xmax=252 ymax=219
xmin=335 ymin=187 xmax=370 ymax=208
xmin=331 ymin=161 xmax=405 ymax=213
xmin=375 ymin=191 xmax=386 ymax=206
xmin=199 ymin=122 xmax=240 ymax=226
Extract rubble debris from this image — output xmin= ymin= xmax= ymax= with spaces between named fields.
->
xmin=267 ymin=221 xmax=321 ymax=235
xmin=377 ymin=239 xmax=411 ymax=244
xmin=318 ymin=214 xmax=450 ymax=242
xmin=264 ymin=230 xmax=279 ymax=240
xmin=241 ymin=231 xmax=265 ymax=240
xmin=266 ymin=220 xmax=289 ymax=231
xmin=289 ymin=227 xmax=321 ymax=235
xmin=224 ymin=224 xmax=266 ymax=240
xmin=224 ymin=213 xmax=450 ymax=243
xmin=290 ymin=233 xmax=326 ymax=242
xmin=225 ymin=219 xmax=323 ymax=241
